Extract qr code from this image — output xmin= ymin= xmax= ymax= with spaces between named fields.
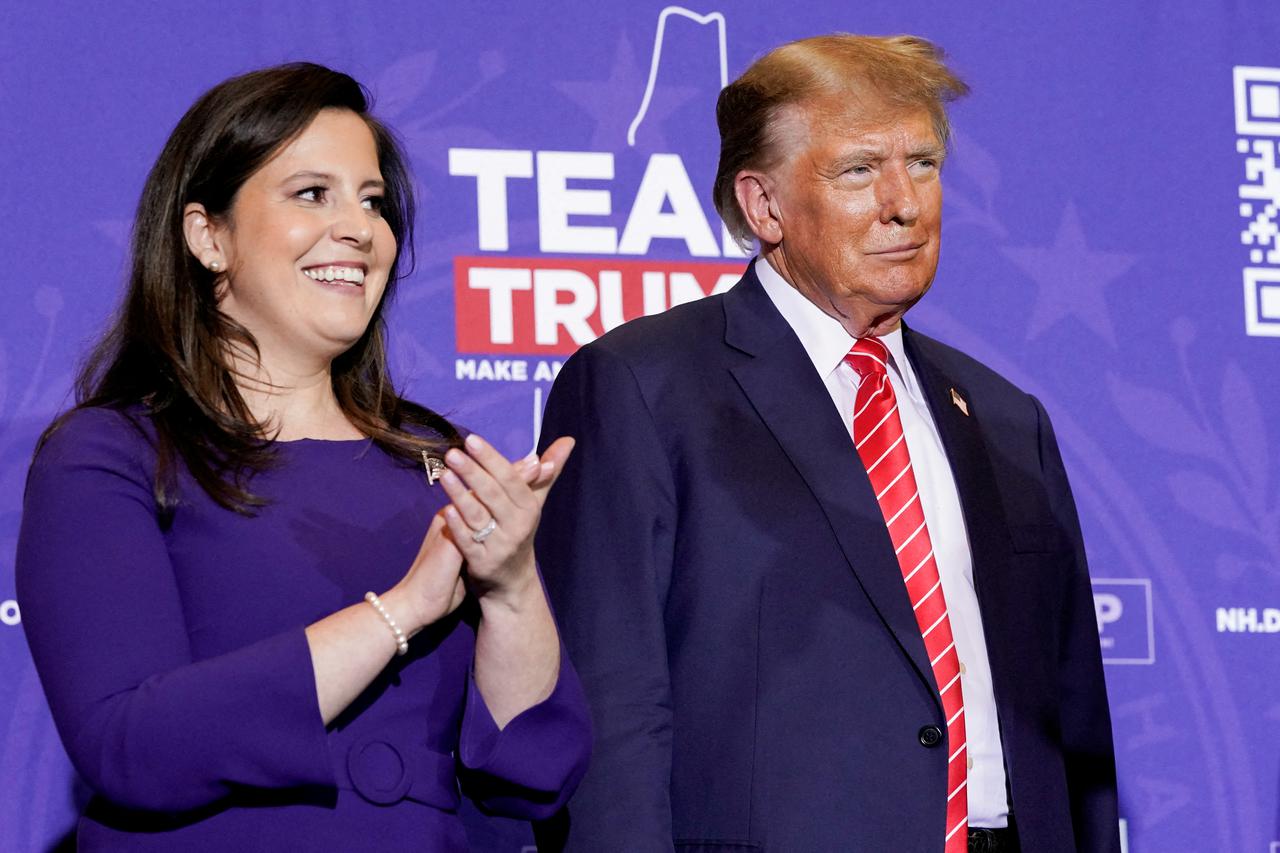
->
xmin=1234 ymin=66 xmax=1280 ymax=336
xmin=1238 ymin=137 xmax=1280 ymax=265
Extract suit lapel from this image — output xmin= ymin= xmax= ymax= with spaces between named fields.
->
xmin=902 ymin=327 xmax=1015 ymax=629
xmin=724 ymin=269 xmax=938 ymax=702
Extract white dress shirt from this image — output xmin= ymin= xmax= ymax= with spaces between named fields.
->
xmin=755 ymin=258 xmax=1009 ymax=828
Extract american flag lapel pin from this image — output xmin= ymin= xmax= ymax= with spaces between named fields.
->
xmin=422 ymin=450 xmax=446 ymax=485
xmin=949 ymin=387 xmax=970 ymax=417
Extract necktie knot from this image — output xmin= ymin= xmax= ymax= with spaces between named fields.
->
xmin=845 ymin=337 xmax=890 ymax=380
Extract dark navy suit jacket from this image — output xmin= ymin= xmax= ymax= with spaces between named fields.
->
xmin=536 ymin=265 xmax=1119 ymax=852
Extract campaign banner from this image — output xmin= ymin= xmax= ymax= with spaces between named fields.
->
xmin=1 ymin=3 xmax=1278 ymax=851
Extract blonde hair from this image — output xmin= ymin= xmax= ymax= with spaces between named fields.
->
xmin=713 ymin=34 xmax=969 ymax=246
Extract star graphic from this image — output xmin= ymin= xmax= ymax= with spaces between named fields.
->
xmin=553 ymin=35 xmax=701 ymax=151
xmin=1000 ymin=202 xmax=1136 ymax=345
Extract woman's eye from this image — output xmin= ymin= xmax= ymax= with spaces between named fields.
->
xmin=297 ymin=186 xmax=327 ymax=203
xmin=362 ymin=196 xmax=385 ymax=214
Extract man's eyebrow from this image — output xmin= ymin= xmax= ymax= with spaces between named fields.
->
xmin=827 ymin=148 xmax=885 ymax=171
xmin=909 ymin=144 xmax=947 ymax=160
xmin=841 ymin=147 xmax=886 ymax=161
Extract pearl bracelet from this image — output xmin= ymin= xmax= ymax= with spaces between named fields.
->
xmin=364 ymin=591 xmax=409 ymax=656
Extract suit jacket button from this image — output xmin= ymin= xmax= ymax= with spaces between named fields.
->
xmin=918 ymin=725 xmax=944 ymax=747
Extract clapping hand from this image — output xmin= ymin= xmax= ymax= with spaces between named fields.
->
xmin=438 ymin=434 xmax=574 ymax=605
xmin=392 ymin=434 xmax=574 ymax=632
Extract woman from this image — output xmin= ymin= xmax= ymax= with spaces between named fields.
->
xmin=15 ymin=63 xmax=588 ymax=850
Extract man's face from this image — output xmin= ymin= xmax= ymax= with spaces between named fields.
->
xmin=763 ymin=97 xmax=944 ymax=338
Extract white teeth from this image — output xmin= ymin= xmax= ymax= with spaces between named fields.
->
xmin=304 ymin=266 xmax=366 ymax=285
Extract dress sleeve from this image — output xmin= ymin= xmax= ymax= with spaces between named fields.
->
xmin=15 ymin=409 xmax=335 ymax=813
xmin=456 ymin=646 xmax=591 ymax=819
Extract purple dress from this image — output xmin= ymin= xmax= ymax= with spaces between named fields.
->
xmin=16 ymin=407 xmax=590 ymax=851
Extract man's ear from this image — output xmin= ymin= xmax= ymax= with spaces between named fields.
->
xmin=733 ymin=170 xmax=784 ymax=247
xmin=182 ymin=203 xmax=226 ymax=273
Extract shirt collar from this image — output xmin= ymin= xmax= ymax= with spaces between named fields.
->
xmin=755 ymin=257 xmax=855 ymax=379
xmin=754 ymin=257 xmax=916 ymax=392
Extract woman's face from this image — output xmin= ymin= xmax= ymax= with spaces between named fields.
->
xmin=211 ymin=108 xmax=396 ymax=372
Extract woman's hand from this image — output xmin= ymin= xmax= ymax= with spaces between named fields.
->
xmin=437 ymin=433 xmax=575 ymax=608
xmin=306 ymin=505 xmax=468 ymax=724
xmin=304 ymin=435 xmax=572 ymax=727
xmin=382 ymin=511 xmax=468 ymax=636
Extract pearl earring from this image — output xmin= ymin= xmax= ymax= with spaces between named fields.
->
xmin=208 ymin=260 xmax=221 ymax=272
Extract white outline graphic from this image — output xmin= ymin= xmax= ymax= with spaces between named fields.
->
xmin=1092 ymin=578 xmax=1155 ymax=665
xmin=628 ymin=6 xmax=728 ymax=146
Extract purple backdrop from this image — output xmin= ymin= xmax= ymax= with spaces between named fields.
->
xmin=2 ymin=2 xmax=1278 ymax=850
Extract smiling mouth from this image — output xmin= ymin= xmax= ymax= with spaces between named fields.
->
xmin=302 ymin=265 xmax=366 ymax=286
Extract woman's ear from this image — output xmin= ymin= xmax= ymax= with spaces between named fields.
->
xmin=182 ymin=203 xmax=226 ymax=273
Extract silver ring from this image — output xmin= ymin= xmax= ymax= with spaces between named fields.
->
xmin=470 ymin=518 xmax=497 ymax=543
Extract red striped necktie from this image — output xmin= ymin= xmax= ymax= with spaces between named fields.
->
xmin=846 ymin=337 xmax=969 ymax=852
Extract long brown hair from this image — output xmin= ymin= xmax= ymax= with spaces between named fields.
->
xmin=41 ymin=62 xmax=458 ymax=514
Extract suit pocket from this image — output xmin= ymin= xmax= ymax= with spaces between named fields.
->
xmin=1009 ymin=522 xmax=1070 ymax=553
xmin=674 ymin=842 xmax=762 ymax=852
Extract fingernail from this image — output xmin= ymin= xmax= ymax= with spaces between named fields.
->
xmin=464 ymin=434 xmax=484 ymax=452
xmin=541 ymin=461 xmax=554 ymax=477
xmin=445 ymin=448 xmax=466 ymax=467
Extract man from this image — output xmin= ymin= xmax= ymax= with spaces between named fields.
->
xmin=536 ymin=34 xmax=1118 ymax=852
